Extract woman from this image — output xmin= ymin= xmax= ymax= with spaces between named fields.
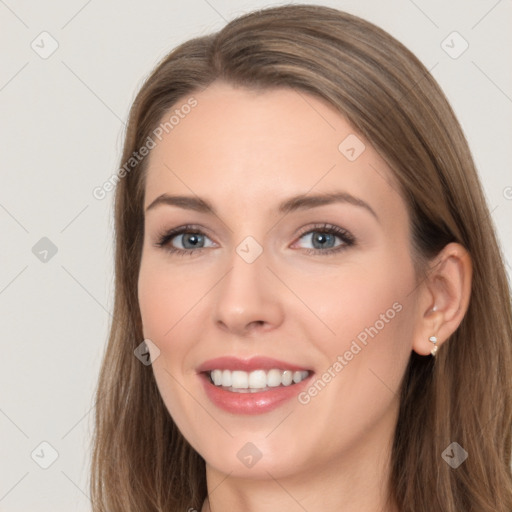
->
xmin=90 ymin=4 xmax=512 ymax=511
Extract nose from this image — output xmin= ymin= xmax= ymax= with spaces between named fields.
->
xmin=212 ymin=247 xmax=284 ymax=337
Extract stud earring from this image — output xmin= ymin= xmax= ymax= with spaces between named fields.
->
xmin=429 ymin=335 xmax=438 ymax=356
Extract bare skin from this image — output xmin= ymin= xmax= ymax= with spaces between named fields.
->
xmin=137 ymin=81 xmax=472 ymax=512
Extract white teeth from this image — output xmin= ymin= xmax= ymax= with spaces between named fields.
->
xmin=282 ymin=370 xmax=293 ymax=386
xmin=267 ymin=369 xmax=282 ymax=387
xmin=231 ymin=370 xmax=249 ymax=389
xmin=208 ymin=368 xmax=310 ymax=391
xmin=248 ymin=370 xmax=267 ymax=389
xmin=293 ymin=372 xmax=304 ymax=384
xmin=221 ymin=369 xmax=232 ymax=387
xmin=211 ymin=369 xmax=222 ymax=386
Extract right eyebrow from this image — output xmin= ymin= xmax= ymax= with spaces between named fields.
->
xmin=145 ymin=194 xmax=214 ymax=214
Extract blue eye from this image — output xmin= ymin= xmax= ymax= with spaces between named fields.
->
xmin=154 ymin=223 xmax=355 ymax=256
xmin=299 ymin=224 xmax=355 ymax=255
xmin=155 ymin=225 xmax=215 ymax=256
xmin=294 ymin=223 xmax=355 ymax=255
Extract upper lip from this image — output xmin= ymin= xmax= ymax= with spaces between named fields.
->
xmin=197 ymin=356 xmax=312 ymax=373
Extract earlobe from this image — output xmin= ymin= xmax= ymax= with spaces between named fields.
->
xmin=411 ymin=243 xmax=473 ymax=357
xmin=428 ymin=306 xmax=439 ymax=356
xmin=428 ymin=335 xmax=438 ymax=356
xmin=412 ymin=308 xmax=444 ymax=357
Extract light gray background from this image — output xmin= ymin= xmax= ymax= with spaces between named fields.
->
xmin=1 ymin=0 xmax=511 ymax=510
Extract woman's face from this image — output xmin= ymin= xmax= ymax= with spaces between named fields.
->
xmin=138 ymin=81 xmax=419 ymax=480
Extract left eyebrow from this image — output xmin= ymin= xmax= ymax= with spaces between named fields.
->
xmin=277 ymin=192 xmax=379 ymax=222
xmin=145 ymin=191 xmax=379 ymax=222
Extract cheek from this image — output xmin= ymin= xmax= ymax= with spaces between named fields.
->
xmin=293 ymin=281 xmax=414 ymax=458
xmin=289 ymin=253 xmax=414 ymax=350
xmin=138 ymin=267 xmax=170 ymax=340
xmin=297 ymin=251 xmax=416 ymax=411
xmin=137 ymin=253 xmax=207 ymax=340
xmin=319 ymin=265 xmax=415 ymax=400
xmin=138 ymin=258 xmax=203 ymax=441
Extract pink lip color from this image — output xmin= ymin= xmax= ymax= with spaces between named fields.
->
xmin=197 ymin=356 xmax=313 ymax=415
xmin=197 ymin=356 xmax=310 ymax=373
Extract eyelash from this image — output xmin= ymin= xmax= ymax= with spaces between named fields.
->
xmin=154 ymin=223 xmax=356 ymax=257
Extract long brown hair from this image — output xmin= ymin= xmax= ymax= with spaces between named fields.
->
xmin=90 ymin=5 xmax=512 ymax=511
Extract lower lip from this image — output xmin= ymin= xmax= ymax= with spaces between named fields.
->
xmin=199 ymin=373 xmax=312 ymax=415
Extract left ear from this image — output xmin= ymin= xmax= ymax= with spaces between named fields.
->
xmin=411 ymin=242 xmax=473 ymax=356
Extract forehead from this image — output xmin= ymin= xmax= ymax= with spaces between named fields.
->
xmin=143 ymin=81 xmax=404 ymax=222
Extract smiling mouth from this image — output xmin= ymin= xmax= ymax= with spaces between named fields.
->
xmin=206 ymin=369 xmax=311 ymax=393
